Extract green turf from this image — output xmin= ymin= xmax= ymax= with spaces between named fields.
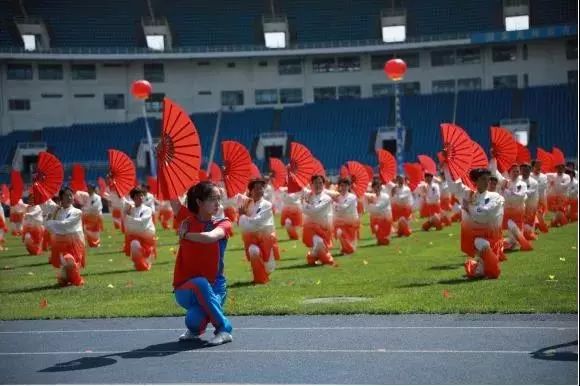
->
xmin=0 ymin=214 xmax=577 ymax=320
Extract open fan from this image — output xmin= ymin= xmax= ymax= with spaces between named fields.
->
xmin=377 ymin=149 xmax=397 ymax=184
xmin=10 ymin=170 xmax=24 ymax=206
xmin=146 ymin=176 xmax=158 ymax=196
xmin=198 ymin=170 xmax=210 ymax=181
xmin=108 ymin=149 xmax=136 ymax=197
xmin=70 ymin=164 xmax=87 ymax=193
xmin=490 ymin=126 xmax=518 ymax=173
xmin=287 ymin=142 xmax=317 ymax=193
xmin=312 ymin=157 xmax=326 ymax=178
xmin=439 ymin=123 xmax=474 ymax=180
xmin=417 ymin=155 xmax=437 ymax=176
xmin=250 ymin=163 xmax=262 ymax=179
xmin=340 ymin=161 xmax=371 ymax=197
xmin=221 ymin=141 xmax=252 ymax=197
xmin=208 ymin=162 xmax=223 ymax=183
xmin=268 ymin=157 xmax=287 ymax=189
xmin=363 ymin=164 xmax=374 ymax=181
xmin=0 ymin=184 xmax=9 ymax=206
xmin=515 ymin=142 xmax=531 ymax=165
xmin=156 ymin=97 xmax=202 ymax=200
xmin=551 ymin=147 xmax=566 ymax=167
xmin=403 ymin=162 xmax=423 ymax=191
xmin=536 ymin=148 xmax=554 ymax=173
xmin=459 ymin=141 xmax=489 ymax=190
xmin=31 ymin=152 xmax=64 ymax=205
xmin=97 ymin=177 xmax=108 ymax=196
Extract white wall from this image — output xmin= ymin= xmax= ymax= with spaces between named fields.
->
xmin=0 ymin=38 xmax=576 ymax=134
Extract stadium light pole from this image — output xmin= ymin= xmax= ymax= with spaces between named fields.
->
xmin=206 ymin=106 xmax=224 ymax=175
xmin=142 ymin=103 xmax=157 ymax=178
xmin=131 ymin=80 xmax=156 ymax=178
xmin=384 ymin=59 xmax=407 ymax=175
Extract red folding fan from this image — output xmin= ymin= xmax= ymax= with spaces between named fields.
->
xmin=439 ymin=123 xmax=473 ymax=180
xmin=221 ymin=141 xmax=252 ymax=197
xmin=70 ymin=164 xmax=87 ymax=193
xmin=312 ymin=157 xmax=326 ymax=178
xmin=417 ymin=155 xmax=437 ymax=176
xmin=490 ymin=126 xmax=518 ymax=173
xmin=108 ymin=149 xmax=136 ymax=197
xmin=536 ymin=148 xmax=554 ymax=173
xmin=268 ymin=157 xmax=287 ymax=189
xmin=459 ymin=141 xmax=489 ymax=190
xmin=156 ymin=97 xmax=202 ymax=200
xmin=31 ymin=152 xmax=64 ymax=205
xmin=250 ymin=163 xmax=261 ymax=179
xmin=287 ymin=142 xmax=317 ymax=193
xmin=97 ymin=177 xmax=108 ymax=196
xmin=10 ymin=170 xmax=24 ymax=206
xmin=377 ymin=149 xmax=397 ymax=184
xmin=146 ymin=176 xmax=158 ymax=196
xmin=208 ymin=162 xmax=223 ymax=183
xmin=0 ymin=184 xmax=9 ymax=206
xmin=403 ymin=162 xmax=424 ymax=191
xmin=552 ymin=147 xmax=566 ymax=167
xmin=515 ymin=142 xmax=531 ymax=165
xmin=340 ymin=161 xmax=371 ymax=197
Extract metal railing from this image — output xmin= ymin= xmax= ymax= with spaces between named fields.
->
xmin=16 ymin=141 xmax=47 ymax=149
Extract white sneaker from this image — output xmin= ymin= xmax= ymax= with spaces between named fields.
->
xmin=178 ymin=329 xmax=201 ymax=341
xmin=208 ymin=331 xmax=233 ymax=346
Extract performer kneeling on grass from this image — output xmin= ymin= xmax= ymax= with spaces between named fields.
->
xmin=171 ymin=181 xmax=234 ymax=346
xmin=45 ymin=187 xmax=86 ymax=287
xmin=124 ymin=187 xmax=157 ymax=271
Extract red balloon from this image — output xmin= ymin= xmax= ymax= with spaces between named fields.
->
xmin=384 ymin=59 xmax=407 ymax=81
xmin=131 ymin=80 xmax=152 ymax=100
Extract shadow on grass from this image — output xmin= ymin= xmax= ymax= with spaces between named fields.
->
xmin=3 ymin=283 xmax=62 ymax=294
xmin=0 ymin=253 xmax=31 ymax=259
xmin=84 ymin=269 xmax=138 ymax=277
xmin=39 ymin=340 xmax=208 ymax=372
xmin=276 ymin=263 xmax=321 ymax=271
xmin=357 ymin=243 xmax=380 ymax=249
xmin=530 ymin=340 xmax=578 ymax=362
xmin=428 ymin=263 xmax=464 ymax=271
xmin=396 ymin=276 xmax=481 ymax=288
xmin=12 ymin=261 xmax=51 ymax=269
xmin=228 ymin=281 xmax=256 ymax=289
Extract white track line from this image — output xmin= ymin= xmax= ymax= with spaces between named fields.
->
xmin=0 ymin=326 xmax=575 ymax=334
xmin=0 ymin=349 xmax=550 ymax=356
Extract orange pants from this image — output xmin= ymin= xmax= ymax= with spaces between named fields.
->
xmin=158 ymin=208 xmax=174 ymax=230
xmin=568 ymin=198 xmax=578 ymax=222
xmin=302 ymin=221 xmax=334 ymax=265
xmin=334 ymin=219 xmax=359 ymax=254
xmin=281 ymin=206 xmax=303 ymax=240
xmin=461 ymin=222 xmax=503 ymax=279
xmin=22 ymin=224 xmax=43 ymax=255
xmin=50 ymin=234 xmax=86 ymax=286
xmin=422 ymin=203 xmax=442 ymax=231
xmin=83 ymin=213 xmax=103 ymax=248
xmin=370 ymin=215 xmax=392 ymax=245
xmin=502 ymin=207 xmax=524 ymax=230
xmin=10 ymin=212 xmax=23 ymax=236
xmin=547 ymin=194 xmax=568 ymax=227
xmin=112 ymin=208 xmax=124 ymax=233
xmin=124 ymin=233 xmax=157 ymax=271
xmin=392 ymin=204 xmax=412 ymax=237
xmin=42 ymin=228 xmax=52 ymax=251
xmin=242 ymin=231 xmax=280 ymax=284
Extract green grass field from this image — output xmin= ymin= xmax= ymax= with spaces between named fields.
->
xmin=0 ymin=214 xmax=577 ymax=320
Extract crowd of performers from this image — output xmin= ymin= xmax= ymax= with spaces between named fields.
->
xmin=0 ymin=155 xmax=577 ymax=345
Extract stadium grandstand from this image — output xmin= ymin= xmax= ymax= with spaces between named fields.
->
xmin=0 ymin=0 xmax=577 ymax=185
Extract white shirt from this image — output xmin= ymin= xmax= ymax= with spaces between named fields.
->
xmin=546 ymin=173 xmax=571 ymax=196
xmin=83 ymin=193 xmax=103 ymax=215
xmin=366 ymin=192 xmax=392 ymax=218
xmin=532 ymin=172 xmax=548 ymax=199
xmin=568 ymin=178 xmax=578 ymax=198
xmin=281 ymin=190 xmax=302 ymax=209
xmin=40 ymin=199 xmax=59 ymax=222
xmin=46 ymin=206 xmax=83 ymax=236
xmin=333 ymin=192 xmax=359 ymax=221
xmin=124 ymin=205 xmax=155 ymax=235
xmin=143 ymin=192 xmax=156 ymax=213
xmin=417 ymin=182 xmax=441 ymax=205
xmin=499 ymin=176 xmax=528 ymax=210
xmin=521 ymin=176 xmax=539 ymax=207
xmin=23 ymin=205 xmax=43 ymax=226
xmin=391 ymin=185 xmax=414 ymax=207
xmin=238 ymin=197 xmax=275 ymax=233
xmin=302 ymin=191 xmax=333 ymax=228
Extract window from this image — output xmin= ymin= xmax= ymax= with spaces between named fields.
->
xmin=278 ymin=59 xmax=302 ymax=75
xmin=227 ymin=62 xmax=236 ymax=68
xmin=74 ymin=93 xmax=95 ymax=98
xmin=198 ymin=90 xmax=212 ymax=95
xmin=143 ymin=63 xmax=164 ymax=83
xmin=197 ymin=61 xmax=210 ymax=66
xmin=313 ymin=87 xmax=336 ymax=102
xmin=431 ymin=50 xmax=455 ymax=66
xmin=382 ymin=25 xmax=406 ymax=43
xmin=221 ymin=90 xmax=244 ymax=106
xmin=492 ymin=45 xmax=517 ymax=62
xmin=258 ymin=61 xmax=268 ymax=67
xmin=432 ymin=80 xmax=455 ymax=93
xmin=493 ymin=75 xmax=518 ymax=89
xmin=338 ymin=85 xmax=361 ymax=99
xmin=566 ymin=39 xmax=577 ymax=60
xmin=371 ymin=53 xmax=419 ymax=70
xmin=568 ymin=70 xmax=578 ymax=86
xmin=41 ymin=93 xmax=63 ymax=98
xmin=8 ymin=99 xmax=30 ymax=110
xmin=38 ymin=64 xmax=63 ymax=80
xmin=312 ymin=58 xmax=336 ymax=73
xmin=522 ymin=44 xmax=528 ymax=60
xmin=104 ymin=94 xmax=125 ymax=110
xmin=255 ymin=89 xmax=278 ymax=105
xmin=457 ymin=78 xmax=482 ymax=91
xmin=22 ymin=34 xmax=39 ymax=51
xmin=523 ymin=73 xmax=529 ymax=88
xmin=456 ymin=48 xmax=481 ymax=64
xmin=279 ymin=88 xmax=302 ymax=104
xmin=103 ymin=63 xmax=124 ymax=68
xmin=7 ymin=64 xmax=33 ymax=80
xmin=372 ymin=82 xmax=420 ymax=97
xmin=71 ymin=64 xmax=96 ymax=80
xmin=336 ymin=56 xmax=360 ymax=72
xmin=146 ymin=93 xmax=165 ymax=112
